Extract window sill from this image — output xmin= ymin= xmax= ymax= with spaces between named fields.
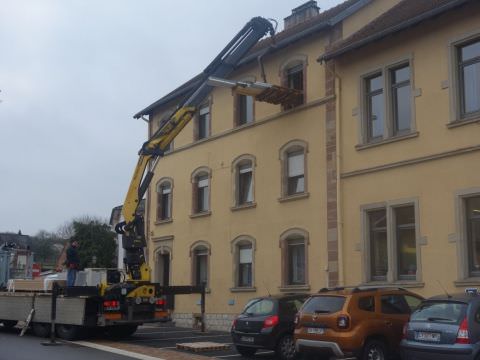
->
xmin=230 ymin=287 xmax=257 ymax=293
xmin=189 ymin=211 xmax=212 ymax=219
xmin=231 ymin=202 xmax=257 ymax=212
xmin=278 ymin=285 xmax=310 ymax=292
xmin=361 ymin=281 xmax=425 ymax=289
xmin=454 ymin=279 xmax=480 ymax=287
xmin=278 ymin=192 xmax=310 ymax=203
xmin=447 ymin=116 xmax=480 ymax=129
xmin=356 ymin=131 xmax=419 ymax=151
xmin=154 ymin=219 xmax=173 ymax=225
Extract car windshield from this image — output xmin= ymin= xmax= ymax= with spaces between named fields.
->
xmin=302 ymin=296 xmax=345 ymax=314
xmin=242 ymin=298 xmax=276 ymax=316
xmin=410 ymin=301 xmax=467 ymax=324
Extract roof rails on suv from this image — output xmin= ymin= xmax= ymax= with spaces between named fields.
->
xmin=318 ymin=285 xmax=407 ymax=293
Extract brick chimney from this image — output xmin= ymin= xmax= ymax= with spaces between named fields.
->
xmin=284 ymin=1 xmax=320 ymax=30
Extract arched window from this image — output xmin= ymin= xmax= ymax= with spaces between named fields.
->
xmin=232 ymin=155 xmax=256 ymax=207
xmin=190 ymin=241 xmax=211 ymax=287
xmin=280 ymin=228 xmax=309 ymax=287
xmin=231 ymin=235 xmax=256 ymax=289
xmin=191 ymin=167 xmax=211 ymax=214
xmin=156 ymin=178 xmax=173 ymax=221
xmin=280 ymin=55 xmax=308 ymax=109
xmin=279 ymin=140 xmax=308 ymax=197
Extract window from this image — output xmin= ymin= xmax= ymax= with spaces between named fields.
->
xmin=236 ymin=94 xmax=254 ymax=126
xmin=364 ymin=202 xmax=420 ymax=283
xmin=280 ymin=140 xmax=308 ymax=198
xmin=381 ymin=295 xmax=412 ymax=315
xmin=466 ymin=196 xmax=480 ymax=277
xmin=191 ymin=167 xmax=211 ymax=215
xmin=284 ymin=64 xmax=304 ymax=109
xmin=191 ymin=243 xmax=209 ymax=287
xmin=358 ymin=296 xmax=375 ymax=312
xmin=457 ymin=39 xmax=480 ymax=118
xmin=280 ymin=229 xmax=309 ymax=288
xmin=238 ymin=244 xmax=253 ymax=287
xmin=196 ymin=104 xmax=210 ymax=140
xmin=156 ymin=180 xmax=172 ymax=221
xmin=363 ymin=62 xmax=413 ymax=143
xmin=237 ymin=162 xmax=253 ymax=205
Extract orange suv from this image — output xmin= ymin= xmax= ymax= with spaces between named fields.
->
xmin=294 ymin=287 xmax=423 ymax=359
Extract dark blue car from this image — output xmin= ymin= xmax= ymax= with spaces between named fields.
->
xmin=401 ymin=291 xmax=480 ymax=359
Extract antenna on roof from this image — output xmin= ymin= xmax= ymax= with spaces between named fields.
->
xmin=437 ymin=280 xmax=452 ymax=299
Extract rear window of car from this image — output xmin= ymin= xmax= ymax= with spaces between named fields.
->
xmin=410 ymin=301 xmax=468 ymax=325
xmin=302 ymin=296 xmax=345 ymax=314
xmin=242 ymin=298 xmax=276 ymax=316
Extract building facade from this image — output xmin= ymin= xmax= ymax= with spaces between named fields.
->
xmin=133 ymin=0 xmax=479 ymax=330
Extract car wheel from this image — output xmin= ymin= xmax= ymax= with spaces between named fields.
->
xmin=363 ymin=339 xmax=388 ymax=360
xmin=276 ymin=334 xmax=297 ymax=360
xmin=32 ymin=323 xmax=50 ymax=337
xmin=235 ymin=345 xmax=257 ymax=357
xmin=1 ymin=320 xmax=17 ymax=329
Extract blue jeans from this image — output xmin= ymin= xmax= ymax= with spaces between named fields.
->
xmin=67 ymin=268 xmax=77 ymax=287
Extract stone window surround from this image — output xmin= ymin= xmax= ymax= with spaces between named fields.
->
xmin=153 ymin=240 xmax=173 ymax=285
xmin=155 ymin=177 xmax=174 ymax=224
xmin=360 ymin=197 xmax=425 ymax=286
xmin=189 ymin=240 xmax=211 ymax=290
xmin=230 ymin=235 xmax=256 ymax=292
xmin=279 ymin=228 xmax=310 ymax=291
xmin=447 ymin=30 xmax=480 ymax=126
xmin=278 ymin=139 xmax=309 ymax=200
xmin=233 ymin=75 xmax=256 ymax=128
xmin=357 ymin=54 xmax=418 ymax=146
xmin=453 ymin=187 xmax=480 ymax=286
xmin=231 ymin=154 xmax=257 ymax=210
xmin=279 ymin=54 xmax=309 ymax=110
xmin=191 ymin=166 xmax=212 ymax=216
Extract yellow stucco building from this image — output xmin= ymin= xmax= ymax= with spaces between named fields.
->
xmin=133 ymin=0 xmax=480 ymax=329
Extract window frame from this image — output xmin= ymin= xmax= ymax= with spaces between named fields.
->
xmin=279 ymin=140 xmax=309 ymax=200
xmin=361 ymin=198 xmax=423 ymax=284
xmin=280 ymin=55 xmax=308 ymax=111
xmin=279 ymin=228 xmax=309 ymax=290
xmin=194 ymin=101 xmax=211 ymax=141
xmin=190 ymin=241 xmax=211 ymax=288
xmin=190 ymin=167 xmax=212 ymax=216
xmin=449 ymin=34 xmax=480 ymax=123
xmin=231 ymin=154 xmax=256 ymax=209
xmin=230 ymin=235 xmax=256 ymax=291
xmin=360 ymin=57 xmax=415 ymax=145
xmin=234 ymin=94 xmax=255 ymax=127
xmin=155 ymin=178 xmax=173 ymax=223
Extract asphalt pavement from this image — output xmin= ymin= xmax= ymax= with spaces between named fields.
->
xmin=0 ymin=326 xmax=138 ymax=360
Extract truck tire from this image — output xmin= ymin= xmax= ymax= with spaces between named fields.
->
xmin=32 ymin=323 xmax=50 ymax=337
xmin=105 ymin=325 xmax=138 ymax=339
xmin=1 ymin=320 xmax=17 ymax=329
xmin=56 ymin=324 xmax=84 ymax=340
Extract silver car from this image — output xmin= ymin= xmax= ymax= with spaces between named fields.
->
xmin=401 ymin=291 xmax=480 ymax=359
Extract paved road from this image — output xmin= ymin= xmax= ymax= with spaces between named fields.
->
xmin=0 ymin=326 xmax=137 ymax=360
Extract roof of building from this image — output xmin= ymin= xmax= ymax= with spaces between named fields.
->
xmin=133 ymin=0 xmax=370 ymax=119
xmin=320 ymin=0 xmax=473 ymax=61
xmin=0 ymin=232 xmax=32 ymax=249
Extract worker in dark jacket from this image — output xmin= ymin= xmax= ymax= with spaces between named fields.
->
xmin=66 ymin=240 xmax=80 ymax=287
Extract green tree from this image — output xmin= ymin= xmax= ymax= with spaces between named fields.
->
xmin=71 ymin=218 xmax=116 ymax=269
xmin=31 ymin=230 xmax=62 ymax=267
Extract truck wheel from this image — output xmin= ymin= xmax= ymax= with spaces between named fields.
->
xmin=363 ymin=339 xmax=388 ymax=360
xmin=56 ymin=324 xmax=84 ymax=340
xmin=1 ymin=320 xmax=17 ymax=329
xmin=105 ymin=325 xmax=138 ymax=338
xmin=32 ymin=323 xmax=50 ymax=337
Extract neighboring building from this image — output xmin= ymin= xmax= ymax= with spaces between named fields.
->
xmin=320 ymin=0 xmax=480 ymax=296
xmin=0 ymin=231 xmax=32 ymax=250
xmin=134 ymin=0 xmax=479 ymax=330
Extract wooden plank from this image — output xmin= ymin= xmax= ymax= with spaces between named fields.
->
xmin=176 ymin=342 xmax=230 ymax=352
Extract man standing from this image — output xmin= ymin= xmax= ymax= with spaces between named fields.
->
xmin=66 ymin=240 xmax=80 ymax=287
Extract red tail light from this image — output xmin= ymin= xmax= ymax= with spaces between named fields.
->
xmin=263 ymin=315 xmax=279 ymax=329
xmin=103 ymin=300 xmax=120 ymax=311
xmin=456 ymin=317 xmax=470 ymax=344
xmin=155 ymin=298 xmax=166 ymax=307
xmin=337 ymin=315 xmax=350 ymax=329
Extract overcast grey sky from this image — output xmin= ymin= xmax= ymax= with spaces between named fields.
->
xmin=0 ymin=0 xmax=343 ymax=235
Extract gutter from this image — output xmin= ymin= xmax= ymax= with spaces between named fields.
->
xmin=319 ymin=0 xmax=471 ymax=62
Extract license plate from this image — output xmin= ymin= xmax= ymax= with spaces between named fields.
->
xmin=240 ymin=336 xmax=254 ymax=343
xmin=414 ymin=331 xmax=441 ymax=342
xmin=307 ymin=327 xmax=325 ymax=335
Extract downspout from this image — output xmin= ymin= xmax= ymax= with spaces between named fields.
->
xmin=143 ymin=115 xmax=151 ymax=267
